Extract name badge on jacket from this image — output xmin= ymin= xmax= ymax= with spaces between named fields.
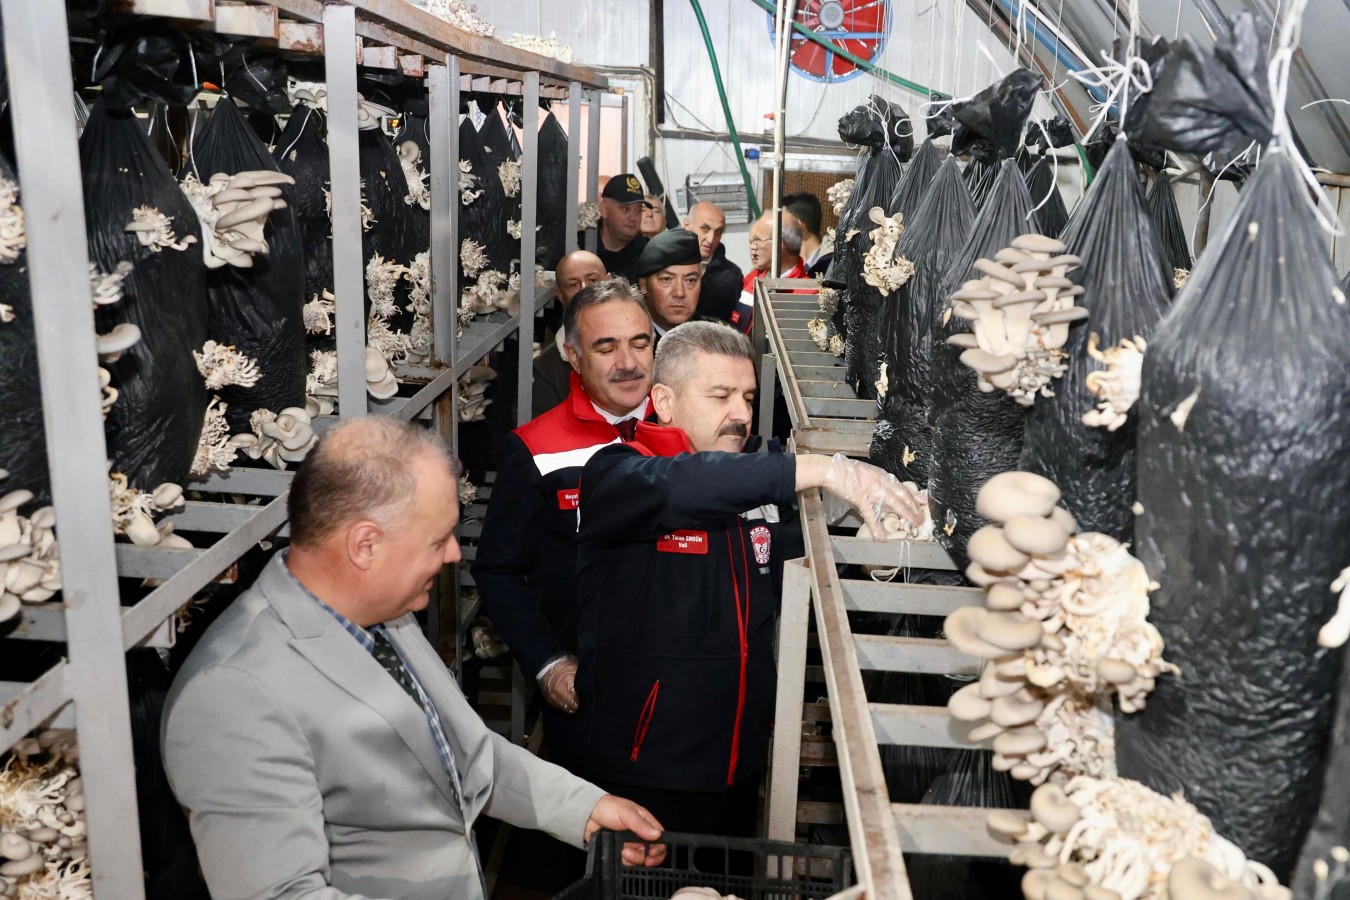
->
xmin=557 ymin=488 xmax=580 ymax=510
xmin=656 ymin=531 xmax=709 ymax=554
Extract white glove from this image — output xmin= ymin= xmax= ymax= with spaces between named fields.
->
xmin=538 ymin=656 xmax=579 ymax=714
xmin=821 ymin=453 xmax=922 ymax=535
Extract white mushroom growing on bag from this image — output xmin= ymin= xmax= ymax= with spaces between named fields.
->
xmin=179 ymin=169 xmax=296 ymax=269
xmin=827 ymin=178 xmax=854 ymax=217
xmin=0 ymin=175 xmax=26 ymax=266
xmin=998 ymin=777 xmax=1289 ymax=900
xmin=861 ymin=206 xmax=915 ymax=295
xmin=1082 ymin=334 xmax=1147 ymax=432
xmin=397 ymin=142 xmax=432 ymax=211
xmin=947 ymin=234 xmax=1088 ymax=407
xmin=458 ymin=363 xmax=495 ymax=422
xmin=123 ymin=204 xmax=197 ymax=253
xmin=193 ymin=341 xmax=262 ymax=391
xmin=0 ymin=729 xmax=90 ymax=898
xmin=498 ymin=159 xmax=522 ymax=199
xmin=403 ymin=251 xmax=433 ymax=364
xmin=228 ymin=407 xmax=319 ymax=470
xmin=944 ymin=471 xmax=1175 ymax=784
xmin=190 ymin=397 xmax=238 ymax=478
xmin=458 ymin=160 xmax=483 ymax=206
xmin=0 ymin=473 xmax=61 ymax=624
xmin=107 ymin=469 xmax=186 ymax=547
xmin=303 ymin=290 xmax=336 ymax=336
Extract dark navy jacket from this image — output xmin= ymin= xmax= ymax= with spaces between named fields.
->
xmin=572 ymin=423 xmax=803 ymax=792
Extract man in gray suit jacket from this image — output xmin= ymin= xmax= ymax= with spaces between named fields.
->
xmin=162 ymin=417 xmax=664 ymax=900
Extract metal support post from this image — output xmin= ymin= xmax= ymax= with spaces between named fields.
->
xmin=1 ymin=0 xmax=147 ymax=894
xmin=428 ymin=56 xmax=461 ymax=457
xmin=758 ymin=352 xmax=779 ymax=440
xmin=585 ymin=91 xmax=601 ymax=253
xmin=325 ymin=5 xmax=368 ymax=419
xmin=516 ymin=72 xmax=541 ymax=427
xmin=564 ymin=81 xmax=581 ymax=252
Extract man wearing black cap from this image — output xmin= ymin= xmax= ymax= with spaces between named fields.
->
xmin=636 ymin=229 xmax=704 ymax=341
xmin=598 ymin=173 xmax=655 ymax=282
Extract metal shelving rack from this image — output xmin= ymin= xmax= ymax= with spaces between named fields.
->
xmin=0 ymin=1 xmax=608 ymax=895
xmin=754 ymin=281 xmax=1018 ymax=899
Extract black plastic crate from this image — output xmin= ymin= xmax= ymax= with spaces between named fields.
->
xmin=554 ymin=831 xmax=853 ymax=900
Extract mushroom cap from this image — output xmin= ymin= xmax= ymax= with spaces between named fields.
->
xmin=987 ymin=808 xmax=1032 ymax=839
xmin=1097 ymin=659 xmax=1137 ymax=685
xmin=1049 ymin=506 xmax=1078 ymax=535
xmin=994 ymin=725 xmax=1047 ymax=756
xmin=977 ymin=611 xmax=1044 ymax=651
xmin=29 ymin=507 xmax=55 ymax=529
xmin=961 ymin=348 xmax=1019 ymax=375
xmin=946 ymin=333 xmax=979 ymax=349
xmin=1033 ymin=307 xmax=1090 ymax=326
xmin=0 ymin=593 xmax=19 ymax=625
xmin=95 ymin=322 xmax=143 ymax=357
xmin=1003 ymin=514 xmax=1071 ymax=557
xmin=0 ymin=543 xmax=30 ymax=562
xmin=968 ymin=720 xmax=1004 ymax=742
xmin=1011 ymin=234 xmax=1067 ymax=254
xmin=0 ymin=853 xmax=45 ymax=878
xmin=1032 ymin=275 xmax=1076 ymax=290
xmin=1030 ymin=783 xmax=1081 ymax=833
xmin=0 ymin=832 xmax=31 ymax=861
xmin=1045 ymin=881 xmax=1085 ymax=900
xmin=952 ymin=281 xmax=999 ymax=302
xmin=989 ymin=690 xmax=1045 ymax=728
xmin=976 ymin=472 xmax=1061 ymax=522
xmin=986 ymin=583 xmax=1024 ymax=611
xmin=979 ymin=664 xmax=1028 ymax=698
xmin=1167 ymin=857 xmax=1255 ymax=900
xmin=1058 ymin=863 xmax=1090 ymax=888
xmin=0 ymin=489 xmax=34 ymax=513
xmin=944 ymin=606 xmax=1013 ymax=659
xmin=973 ymin=258 xmax=1024 ymax=287
xmin=1083 ymin=888 xmax=1122 ymax=900
xmin=993 ymin=289 xmax=1046 ymax=309
xmin=948 ymin=681 xmax=993 ymax=721
xmin=968 ymin=525 xmax=1031 ymax=573
xmin=1023 ymin=869 xmax=1057 ymax=900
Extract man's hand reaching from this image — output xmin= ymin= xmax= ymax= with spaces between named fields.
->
xmin=585 ymin=795 xmax=667 ymax=867
xmin=797 ymin=453 xmax=922 ymax=533
xmin=538 ymin=656 xmax=579 ymax=713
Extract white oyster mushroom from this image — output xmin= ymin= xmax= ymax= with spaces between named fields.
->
xmin=1082 ymin=333 xmax=1146 ymax=432
xmin=946 ymin=471 xmax=1174 ymax=786
xmin=0 ymin=479 xmax=62 ymax=619
xmin=180 ymin=170 xmax=296 ymax=270
xmin=194 ymin=340 xmax=262 ymax=390
xmin=826 ymin=178 xmax=854 ymax=217
xmin=0 ymin=176 xmax=27 ymax=265
xmin=88 ymin=261 xmax=133 ymax=306
xmin=807 ymin=317 xmax=831 ymax=351
xmin=190 ymin=397 xmax=238 ymax=476
xmin=229 ymin=407 xmax=318 ymax=470
xmin=93 ymin=322 xmax=140 ymax=361
xmin=355 ymin=94 xmax=396 ymax=131
xmin=861 ymin=207 xmax=914 ymax=296
xmin=125 ymin=205 xmax=197 ymax=253
xmin=457 ymin=363 xmax=496 ymax=422
xmin=423 ymin=0 xmax=495 ymax=37
xmin=576 ymin=201 xmax=600 ymax=231
xmin=947 ymin=234 xmax=1088 ymax=407
xmin=460 ymin=238 xmax=489 ymax=279
xmin=303 ymin=290 xmax=336 ymax=335
xmin=504 ymin=31 xmax=574 ymax=62
xmin=498 ymin=159 xmax=522 ymax=199
xmin=365 ymin=347 xmax=399 ymax=400
xmin=398 ymin=142 xmax=432 ymax=210
xmin=855 ymin=486 xmax=935 ymax=581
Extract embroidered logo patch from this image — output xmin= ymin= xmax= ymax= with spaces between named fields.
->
xmin=557 ymin=488 xmax=580 ymax=510
xmin=657 ymin=531 xmax=708 ymax=554
xmin=750 ymin=525 xmax=772 ymax=565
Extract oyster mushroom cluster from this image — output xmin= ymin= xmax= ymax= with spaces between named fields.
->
xmin=191 ymin=397 xmax=238 ymax=477
xmin=947 ymin=233 xmax=1088 ymax=407
xmin=366 ymin=254 xmax=415 ymax=364
xmin=945 ymin=472 xmax=1175 ymax=784
xmin=461 ymin=269 xmax=511 ymax=320
xmin=457 ymin=473 xmax=478 ymax=508
xmin=89 ymin=262 xmax=136 ymax=419
xmin=1173 ymin=267 xmax=1190 ymax=289
xmin=504 ymin=31 xmax=574 ymax=63
xmin=179 ymin=170 xmax=296 ymax=269
xmin=458 ymin=160 xmax=483 ymax=206
xmin=306 ymin=349 xmax=338 ymax=413
xmin=855 ymin=488 xmax=936 ymax=582
xmin=229 ymin=407 xmax=318 ymax=470
xmin=458 ymin=363 xmax=495 ymax=422
xmin=461 ymin=239 xmax=489 ymax=279
xmin=403 ymin=251 xmax=433 ymax=364
xmin=193 ymin=340 xmax=262 ymax=392
xmin=124 ymin=204 xmax=196 ymax=253
xmin=322 ymin=183 xmax=376 ymax=233
xmin=109 ymin=470 xmax=187 ymax=548
xmin=365 ymin=346 xmax=399 ymax=400
xmin=424 ymin=0 xmax=496 ymax=37
xmin=0 ymin=175 xmax=27 ymax=265
xmin=861 ymin=207 xmax=915 ymax=296
xmin=398 ymin=142 xmax=431 ymax=211
xmin=992 ymin=777 xmax=1288 ymax=900
xmin=498 ymin=159 xmax=522 ymax=199
xmin=576 ymin=201 xmax=600 ymax=231
xmin=1082 ymin=334 xmax=1147 ymax=432
xmin=0 ymin=731 xmax=89 ymax=897
xmin=826 ymin=178 xmax=854 ymax=217
xmin=0 ymin=475 xmax=61 ymax=624
xmin=303 ymin=290 xmax=336 ymax=336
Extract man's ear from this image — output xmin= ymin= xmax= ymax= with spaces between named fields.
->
xmin=345 ymin=521 xmax=384 ymax=571
xmin=651 ymin=383 xmax=677 ymax=425
xmin=637 ymin=276 xmax=649 ymax=297
xmin=563 ymin=342 xmax=581 ymax=373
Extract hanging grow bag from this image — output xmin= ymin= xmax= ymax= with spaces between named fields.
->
xmin=537 ymin=110 xmax=570 ymax=271
xmin=0 ymin=151 xmax=46 ymax=502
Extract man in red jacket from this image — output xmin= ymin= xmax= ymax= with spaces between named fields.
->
xmin=573 ymin=322 xmax=919 ymax=835
xmin=474 ymin=279 xmax=654 ymax=773
xmin=731 ymin=210 xmax=809 ymax=334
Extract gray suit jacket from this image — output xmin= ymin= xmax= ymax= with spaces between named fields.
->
xmin=162 ymin=554 xmax=606 ymax=900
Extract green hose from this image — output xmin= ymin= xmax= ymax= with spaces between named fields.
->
xmin=689 ymin=0 xmax=761 ymax=218
xmin=745 ymin=0 xmax=932 ymax=96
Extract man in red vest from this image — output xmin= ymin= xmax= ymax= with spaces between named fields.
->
xmin=731 ymin=210 xmax=808 ymax=335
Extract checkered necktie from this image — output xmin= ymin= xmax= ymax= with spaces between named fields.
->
xmin=371 ymin=627 xmax=426 ymax=711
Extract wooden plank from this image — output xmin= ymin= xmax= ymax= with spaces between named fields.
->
xmin=797 ymin=800 xmax=844 ymax=825
xmin=892 ymin=804 xmax=1021 ymax=857
xmin=767 ymin=560 xmax=813 ymax=841
xmin=831 ymin=536 xmax=955 ymax=569
xmin=124 ymin=0 xmax=214 ymax=19
xmin=214 ymin=2 xmax=278 ymax=37
xmin=362 ymin=44 xmax=399 ymax=69
xmin=278 ymin=20 xmax=324 ymax=52
xmin=804 ymin=396 xmax=876 ymax=419
xmin=800 ymin=735 xmax=839 ymax=767
xmin=871 ymin=703 xmax=990 ymax=749
xmin=793 ymin=427 xmax=871 ymax=458
xmin=799 ymin=381 xmax=860 ymax=400
xmin=802 ymin=490 xmax=912 ymax=899
xmin=399 ymin=53 xmax=425 ymax=77
xmin=853 ymin=635 xmax=979 ymax=676
xmin=841 ymin=580 xmax=983 ymax=616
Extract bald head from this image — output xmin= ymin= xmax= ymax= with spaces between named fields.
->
xmin=748 ymin=210 xmax=803 ymax=273
xmin=684 ymin=201 xmax=728 ymax=261
xmin=554 ymin=250 xmax=608 ymax=306
xmin=289 ymin=417 xmax=455 ymax=548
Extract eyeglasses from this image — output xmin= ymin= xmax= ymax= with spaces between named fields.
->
xmin=748 ymin=235 xmax=773 ymax=246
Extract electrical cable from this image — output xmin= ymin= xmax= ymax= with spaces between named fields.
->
xmin=688 ymin=0 xmax=762 ymax=218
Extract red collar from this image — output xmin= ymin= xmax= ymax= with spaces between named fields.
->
xmin=566 ymin=372 xmax=652 ymax=424
xmin=626 ymin=421 xmax=696 ymax=457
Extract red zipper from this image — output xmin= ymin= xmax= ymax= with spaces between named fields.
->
xmin=630 ymin=680 xmax=661 ymax=761
xmin=725 ymin=524 xmax=752 ymax=787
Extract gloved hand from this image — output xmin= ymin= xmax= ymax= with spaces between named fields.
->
xmin=821 ymin=453 xmax=922 ymax=534
xmin=539 ymin=656 xmax=579 ymax=714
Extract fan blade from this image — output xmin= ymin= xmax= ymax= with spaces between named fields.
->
xmin=792 ymin=37 xmax=827 ymax=75
xmin=843 ymin=3 xmax=883 ymax=33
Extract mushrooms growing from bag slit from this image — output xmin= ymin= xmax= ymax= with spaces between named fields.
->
xmin=458 ymin=363 xmax=496 ymax=422
xmin=993 ymin=777 xmax=1290 ymax=900
xmin=179 ymin=169 xmax=296 ymax=269
xmin=228 ymin=407 xmax=318 ymax=470
xmin=124 ymin=204 xmax=198 ymax=252
xmin=108 ymin=469 xmax=187 ymax=549
xmin=397 ymin=142 xmax=432 ymax=211
xmin=0 ymin=474 xmax=62 ymax=621
xmin=827 ymin=179 xmax=854 ymax=217
xmin=1081 ymin=334 xmax=1147 ymax=432
xmin=0 ymin=729 xmax=91 ymax=896
xmin=945 ymin=471 xmax=1174 ymax=785
xmin=365 ymin=347 xmax=399 ymax=400
xmin=861 ymin=207 xmax=916 ymax=296
xmin=947 ymin=234 xmax=1087 ymax=407
xmin=854 ymin=486 xmax=935 ymax=581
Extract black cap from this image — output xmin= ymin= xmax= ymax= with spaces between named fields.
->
xmin=602 ymin=173 xmax=655 ymax=207
xmin=636 ymin=229 xmax=702 ymax=278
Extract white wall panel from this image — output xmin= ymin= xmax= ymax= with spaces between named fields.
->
xmin=472 ymin=0 xmax=651 ymax=68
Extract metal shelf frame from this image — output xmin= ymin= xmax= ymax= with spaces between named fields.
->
xmin=0 ymin=2 xmax=609 ymax=896
xmin=757 ymin=282 xmax=1016 ymax=899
